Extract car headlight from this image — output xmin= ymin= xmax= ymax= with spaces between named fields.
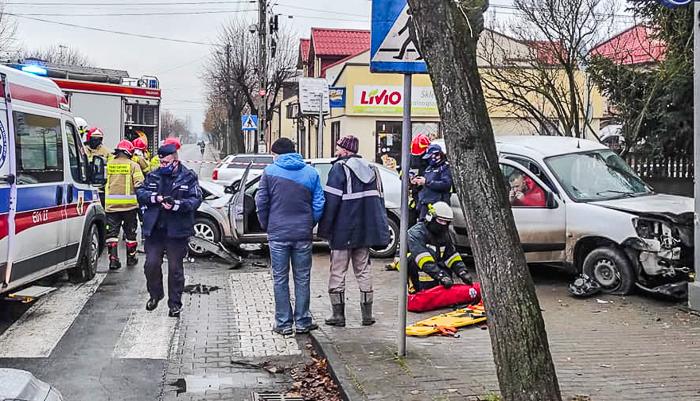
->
xmin=633 ymin=218 xmax=658 ymax=240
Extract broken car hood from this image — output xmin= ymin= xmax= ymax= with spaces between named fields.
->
xmin=592 ymin=194 xmax=694 ymax=221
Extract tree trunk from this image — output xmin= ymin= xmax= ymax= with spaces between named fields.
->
xmin=407 ymin=1 xmax=562 ymax=399
xmin=228 ymin=106 xmax=246 ymax=154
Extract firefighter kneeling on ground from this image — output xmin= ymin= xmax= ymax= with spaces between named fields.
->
xmin=106 ymin=140 xmax=145 ymax=270
xmin=407 ymin=202 xmax=472 ymax=293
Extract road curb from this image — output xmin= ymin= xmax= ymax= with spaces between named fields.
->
xmin=308 ymin=327 xmax=366 ymax=401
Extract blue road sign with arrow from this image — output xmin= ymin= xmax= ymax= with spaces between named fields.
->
xmin=371 ymin=0 xmax=428 ymax=74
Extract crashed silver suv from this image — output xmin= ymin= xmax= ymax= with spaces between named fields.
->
xmin=438 ymin=136 xmax=694 ymax=297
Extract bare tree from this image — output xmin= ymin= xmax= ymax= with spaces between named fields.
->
xmin=20 ymin=45 xmax=92 ymax=67
xmin=0 ymin=2 xmax=18 ymax=58
xmin=478 ymin=0 xmax=616 ymax=137
xmin=203 ymin=17 xmax=298 ymax=155
xmin=407 ymin=0 xmax=562 ymax=398
xmin=161 ymin=109 xmax=194 ymax=143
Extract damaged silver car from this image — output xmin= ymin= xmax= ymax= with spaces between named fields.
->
xmin=438 ymin=137 xmax=694 ymax=298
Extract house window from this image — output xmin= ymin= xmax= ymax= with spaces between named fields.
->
xmin=331 ymin=121 xmax=340 ymax=155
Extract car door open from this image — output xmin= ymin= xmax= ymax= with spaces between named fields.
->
xmin=229 ymin=162 xmax=252 ymax=240
xmin=500 ymin=158 xmax=567 ymax=263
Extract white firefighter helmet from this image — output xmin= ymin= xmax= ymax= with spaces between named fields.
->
xmin=426 ymin=202 xmax=454 ymax=223
xmin=74 ymin=117 xmax=88 ymax=131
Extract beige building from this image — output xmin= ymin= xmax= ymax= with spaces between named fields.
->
xmin=269 ymin=28 xmax=605 ymax=165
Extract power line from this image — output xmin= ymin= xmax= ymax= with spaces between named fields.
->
xmin=6 ymin=1 xmax=254 ymax=5
xmin=156 ymin=55 xmax=209 ymax=74
xmin=275 ymin=4 xmax=368 ymax=19
xmin=9 ymin=14 xmax=217 ymax=45
xmin=11 ymin=9 xmax=257 ymax=17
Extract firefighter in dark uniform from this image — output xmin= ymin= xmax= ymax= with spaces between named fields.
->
xmin=412 ymin=144 xmax=453 ymax=220
xmin=137 ymin=138 xmax=202 ymax=317
xmin=407 ymin=202 xmax=472 ymax=293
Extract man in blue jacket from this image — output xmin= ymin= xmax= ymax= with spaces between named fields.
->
xmin=411 ymin=144 xmax=453 ymax=219
xmin=318 ymin=136 xmax=390 ymax=327
xmin=137 ymin=138 xmax=202 ymax=318
xmin=255 ymin=138 xmax=325 ymax=336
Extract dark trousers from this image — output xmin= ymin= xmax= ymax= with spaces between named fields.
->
xmin=107 ymin=209 xmax=138 ymax=244
xmin=144 ymin=234 xmax=188 ymax=309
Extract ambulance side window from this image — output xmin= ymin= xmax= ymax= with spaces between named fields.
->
xmin=65 ymin=122 xmax=88 ymax=183
xmin=13 ymin=112 xmax=64 ymax=185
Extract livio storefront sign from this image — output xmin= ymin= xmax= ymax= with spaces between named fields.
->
xmin=354 ymin=85 xmax=439 ymax=115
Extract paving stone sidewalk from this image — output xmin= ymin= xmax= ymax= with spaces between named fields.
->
xmin=161 ymin=259 xmax=306 ymax=401
xmin=308 ymin=253 xmax=700 ymax=401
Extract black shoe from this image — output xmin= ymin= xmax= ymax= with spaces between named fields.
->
xmin=295 ymin=323 xmax=318 ymax=334
xmin=146 ymin=298 xmax=160 ymax=311
xmin=109 ymin=259 xmax=121 ymax=270
xmin=126 ymin=255 xmax=138 ymax=267
xmin=272 ymin=326 xmax=293 ymax=336
xmin=168 ymin=307 xmax=182 ymax=317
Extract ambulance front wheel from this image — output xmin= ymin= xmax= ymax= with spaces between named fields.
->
xmin=69 ymin=223 xmax=100 ymax=283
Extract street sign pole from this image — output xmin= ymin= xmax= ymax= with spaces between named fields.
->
xmin=318 ymin=93 xmax=324 ymax=158
xmin=688 ymin=1 xmax=700 ymax=311
xmin=397 ymin=74 xmax=411 ymax=357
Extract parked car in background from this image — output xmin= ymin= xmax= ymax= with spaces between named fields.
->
xmin=434 ymin=137 xmax=694 ymax=297
xmin=196 ymin=159 xmax=400 ymax=259
xmin=212 ymin=154 xmax=273 ymax=186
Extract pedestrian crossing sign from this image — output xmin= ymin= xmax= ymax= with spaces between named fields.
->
xmin=242 ymin=115 xmax=258 ymax=131
xmin=371 ymin=0 xmax=428 ymax=74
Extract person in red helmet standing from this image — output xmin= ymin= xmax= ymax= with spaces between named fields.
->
xmin=106 ymin=140 xmax=145 ymax=269
xmin=132 ymin=137 xmax=151 ymax=175
xmin=408 ymin=134 xmax=431 ymax=226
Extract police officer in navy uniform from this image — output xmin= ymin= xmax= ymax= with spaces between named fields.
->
xmin=411 ymin=144 xmax=453 ymax=220
xmin=136 ymin=138 xmax=202 ymax=317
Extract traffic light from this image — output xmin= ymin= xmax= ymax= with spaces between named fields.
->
xmin=269 ymin=14 xmax=279 ymax=33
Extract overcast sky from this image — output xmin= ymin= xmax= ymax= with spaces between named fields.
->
xmin=10 ymin=0 xmax=631 ymax=136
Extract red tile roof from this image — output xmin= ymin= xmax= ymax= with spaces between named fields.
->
xmin=299 ymin=38 xmax=310 ymax=63
xmin=310 ymin=28 xmax=370 ymax=57
xmin=592 ymin=24 xmax=666 ymax=65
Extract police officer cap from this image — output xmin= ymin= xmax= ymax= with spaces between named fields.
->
xmin=158 ymin=144 xmax=178 ymax=158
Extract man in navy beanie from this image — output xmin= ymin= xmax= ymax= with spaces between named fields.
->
xmin=256 ymin=138 xmax=325 ymax=336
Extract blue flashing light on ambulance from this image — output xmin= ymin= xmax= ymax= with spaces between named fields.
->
xmin=0 ymin=64 xmax=108 ymax=297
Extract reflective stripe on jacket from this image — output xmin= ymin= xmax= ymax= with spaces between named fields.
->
xmin=106 ymin=156 xmax=144 ymax=212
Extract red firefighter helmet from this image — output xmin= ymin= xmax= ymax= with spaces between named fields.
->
xmin=162 ymin=137 xmax=181 ymax=150
xmin=132 ymin=137 xmax=147 ymax=151
xmin=411 ymin=134 xmax=431 ymax=156
xmin=116 ymin=140 xmax=135 ymax=156
xmin=86 ymin=127 xmax=104 ymax=141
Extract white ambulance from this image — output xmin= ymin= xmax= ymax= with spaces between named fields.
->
xmin=0 ymin=65 xmax=107 ymax=296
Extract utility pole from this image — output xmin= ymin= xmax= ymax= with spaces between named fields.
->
xmin=225 ymin=43 xmax=232 ymax=155
xmin=257 ymin=0 xmax=268 ymax=153
xmin=687 ymin=1 xmax=700 ymax=311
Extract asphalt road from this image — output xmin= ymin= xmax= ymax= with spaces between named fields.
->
xmin=179 ymin=143 xmax=218 ymax=182
xmin=0 ymin=249 xmax=167 ymax=401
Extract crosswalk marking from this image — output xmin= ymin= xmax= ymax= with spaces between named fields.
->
xmin=0 ymin=274 xmax=107 ymax=358
xmin=112 ymin=274 xmax=188 ymax=360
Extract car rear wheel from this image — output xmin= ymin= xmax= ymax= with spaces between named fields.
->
xmin=189 ymin=217 xmax=221 ymax=257
xmin=582 ymin=246 xmax=635 ymax=295
xmin=68 ymin=223 xmax=100 ymax=283
xmin=370 ymin=218 xmax=399 ymax=259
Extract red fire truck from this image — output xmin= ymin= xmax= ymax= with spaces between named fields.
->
xmin=5 ymin=61 xmax=161 ymax=154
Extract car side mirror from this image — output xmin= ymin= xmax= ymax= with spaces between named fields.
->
xmin=545 ymin=191 xmax=558 ymax=209
xmin=89 ymin=156 xmax=107 ymax=186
